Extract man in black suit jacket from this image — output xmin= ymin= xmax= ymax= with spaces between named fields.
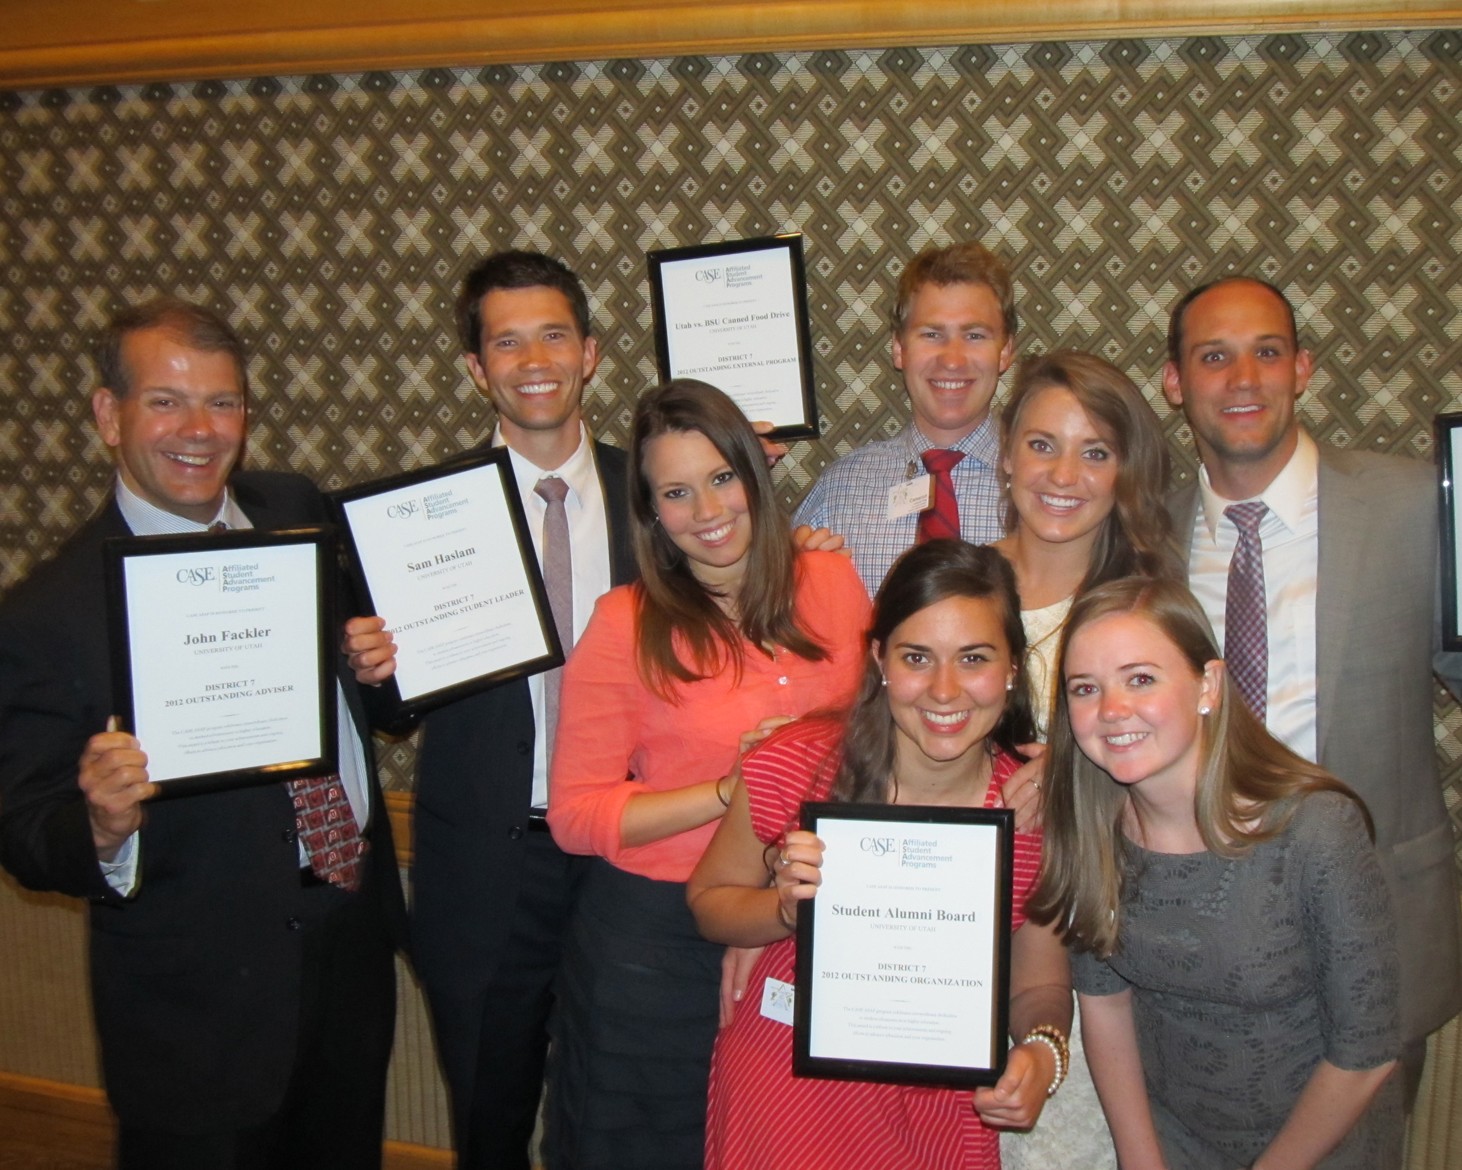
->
xmin=346 ymin=251 xmax=633 ymax=1169
xmin=0 ymin=298 xmax=406 ymax=1170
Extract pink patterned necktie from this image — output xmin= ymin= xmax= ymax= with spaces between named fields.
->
xmin=1224 ymin=501 xmax=1269 ymax=720
xmin=535 ymin=476 xmax=573 ymax=757
xmin=289 ymin=773 xmax=366 ymax=891
xmin=917 ymin=449 xmax=965 ymax=543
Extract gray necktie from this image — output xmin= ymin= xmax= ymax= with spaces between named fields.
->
xmin=535 ymin=477 xmax=573 ymax=757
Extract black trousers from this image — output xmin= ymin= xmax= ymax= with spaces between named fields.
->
xmin=117 ymin=874 xmax=397 ymax=1170
xmin=423 ymin=829 xmax=587 ymax=1170
xmin=544 ymin=860 xmax=722 ymax=1170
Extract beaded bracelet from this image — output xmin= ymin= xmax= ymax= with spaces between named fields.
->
xmin=1021 ymin=1025 xmax=1070 ymax=1097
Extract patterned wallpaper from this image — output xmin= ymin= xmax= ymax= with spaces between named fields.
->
xmin=1 ymin=29 xmax=1460 ymax=856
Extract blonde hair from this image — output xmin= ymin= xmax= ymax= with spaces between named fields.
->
xmin=1027 ymin=577 xmax=1369 ymax=956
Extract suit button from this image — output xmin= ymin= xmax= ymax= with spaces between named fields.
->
xmin=286 ymin=917 xmax=302 ymax=931
xmin=516 ymin=740 xmax=530 ymax=756
xmin=508 ymin=826 xmax=525 ymax=840
xmin=283 ymin=828 xmax=298 ymax=845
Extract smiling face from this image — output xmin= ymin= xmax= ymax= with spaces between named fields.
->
xmin=878 ymin=594 xmax=1014 ymax=773
xmin=642 ymin=428 xmax=753 ymax=589
xmin=464 ymin=284 xmax=598 ymax=460
xmin=893 ymin=281 xmax=1015 ymax=446
xmin=91 ymin=327 xmax=246 ymax=523
xmin=1162 ymin=279 xmax=1312 ymax=499
xmin=1003 ymin=383 xmax=1120 ymax=555
xmin=1063 ymin=611 xmax=1222 ymax=798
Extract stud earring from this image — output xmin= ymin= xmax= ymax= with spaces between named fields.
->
xmin=1198 ymin=705 xmax=1211 ymax=716
xmin=1005 ymin=679 xmax=1015 ymax=692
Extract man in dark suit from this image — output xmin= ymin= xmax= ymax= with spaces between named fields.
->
xmin=0 ymin=297 xmax=406 ymax=1169
xmin=1162 ymin=275 xmax=1462 ymax=1101
xmin=346 ymin=251 xmax=634 ymax=1169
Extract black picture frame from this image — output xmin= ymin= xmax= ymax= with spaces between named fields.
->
xmin=1437 ymin=412 xmax=1462 ymax=651
xmin=104 ymin=526 xmax=337 ymax=791
xmin=328 ymin=447 xmax=563 ymax=720
xmin=792 ymin=801 xmax=1014 ymax=1088
xmin=647 ymin=232 xmax=818 ymax=440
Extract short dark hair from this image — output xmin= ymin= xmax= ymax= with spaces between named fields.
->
xmin=454 ymin=250 xmax=593 ymax=354
xmin=95 ymin=297 xmax=247 ymax=397
xmin=1166 ymin=276 xmax=1299 ymax=366
xmin=891 ymin=241 xmax=1018 ymax=339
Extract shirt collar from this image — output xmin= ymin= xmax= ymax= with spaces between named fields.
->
xmin=114 ymin=477 xmax=246 ymax=536
xmin=1198 ymin=429 xmax=1318 ymax=538
xmin=497 ymin=423 xmax=597 ymax=507
xmin=906 ymin=414 xmax=1001 ymax=468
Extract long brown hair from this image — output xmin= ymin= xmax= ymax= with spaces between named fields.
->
xmin=832 ymin=540 xmax=1038 ymax=804
xmin=629 ymin=379 xmax=827 ymax=699
xmin=1000 ymin=350 xmax=1181 ymax=590
xmin=1027 ymin=577 xmax=1369 ymax=956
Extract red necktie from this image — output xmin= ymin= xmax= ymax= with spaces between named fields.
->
xmin=289 ymin=773 xmax=366 ymax=892
xmin=206 ymin=519 xmax=366 ymax=891
xmin=917 ymin=449 xmax=965 ymax=543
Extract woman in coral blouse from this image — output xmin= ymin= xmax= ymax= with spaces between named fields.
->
xmin=545 ymin=379 xmax=870 ymax=1170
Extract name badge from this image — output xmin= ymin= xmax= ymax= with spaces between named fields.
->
xmin=760 ymin=976 xmax=795 ymax=1026
xmin=887 ymin=475 xmax=933 ymax=521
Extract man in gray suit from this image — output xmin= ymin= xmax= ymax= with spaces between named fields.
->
xmin=1162 ymin=275 xmax=1462 ymax=1099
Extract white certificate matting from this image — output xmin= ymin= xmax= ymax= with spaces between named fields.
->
xmin=795 ymin=805 xmax=1012 ymax=1086
xmin=649 ymin=235 xmax=817 ymax=437
xmin=121 ymin=541 xmax=327 ymax=783
xmin=659 ymin=247 xmax=802 ymax=423
xmin=339 ymin=462 xmax=556 ymax=706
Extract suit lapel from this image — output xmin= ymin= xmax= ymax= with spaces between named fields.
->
xmin=1313 ymin=449 xmax=1366 ymax=765
xmin=593 ymin=442 xmax=635 ymax=586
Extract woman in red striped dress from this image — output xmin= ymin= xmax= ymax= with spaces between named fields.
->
xmin=689 ymin=541 xmax=1072 ymax=1169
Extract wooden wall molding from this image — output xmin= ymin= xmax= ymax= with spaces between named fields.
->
xmin=0 ymin=1071 xmax=452 ymax=1169
xmin=2 ymin=0 xmax=1461 ymax=90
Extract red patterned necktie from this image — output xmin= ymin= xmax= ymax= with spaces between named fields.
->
xmin=1224 ymin=501 xmax=1269 ymax=720
xmin=202 ymin=519 xmax=365 ymax=889
xmin=917 ymin=449 xmax=965 ymax=543
xmin=289 ymin=773 xmax=366 ymax=892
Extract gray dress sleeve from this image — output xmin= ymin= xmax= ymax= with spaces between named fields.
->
xmin=1296 ymin=792 xmax=1400 ymax=1071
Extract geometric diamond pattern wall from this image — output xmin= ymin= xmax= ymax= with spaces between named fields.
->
xmin=2 ymin=30 xmax=1460 ymax=866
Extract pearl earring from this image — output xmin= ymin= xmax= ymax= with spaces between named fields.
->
xmin=1006 ymin=679 xmax=1015 ymax=692
xmin=1198 ymin=705 xmax=1211 ymax=716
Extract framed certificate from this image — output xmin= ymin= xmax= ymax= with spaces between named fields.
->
xmin=1438 ymin=412 xmax=1462 ymax=650
xmin=104 ymin=527 xmax=337 ymax=788
xmin=647 ymin=233 xmax=818 ymax=440
xmin=329 ymin=449 xmax=563 ymax=718
xmin=793 ymin=802 xmax=1015 ymax=1087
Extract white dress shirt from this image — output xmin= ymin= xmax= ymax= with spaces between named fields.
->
xmin=500 ymin=425 xmax=613 ymax=808
xmin=1188 ymin=431 xmax=1320 ymax=762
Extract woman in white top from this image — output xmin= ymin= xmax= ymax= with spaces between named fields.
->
xmin=991 ymin=350 xmax=1179 ymax=1170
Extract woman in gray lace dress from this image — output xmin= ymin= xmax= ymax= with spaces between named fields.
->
xmin=1030 ymin=578 xmax=1401 ymax=1170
